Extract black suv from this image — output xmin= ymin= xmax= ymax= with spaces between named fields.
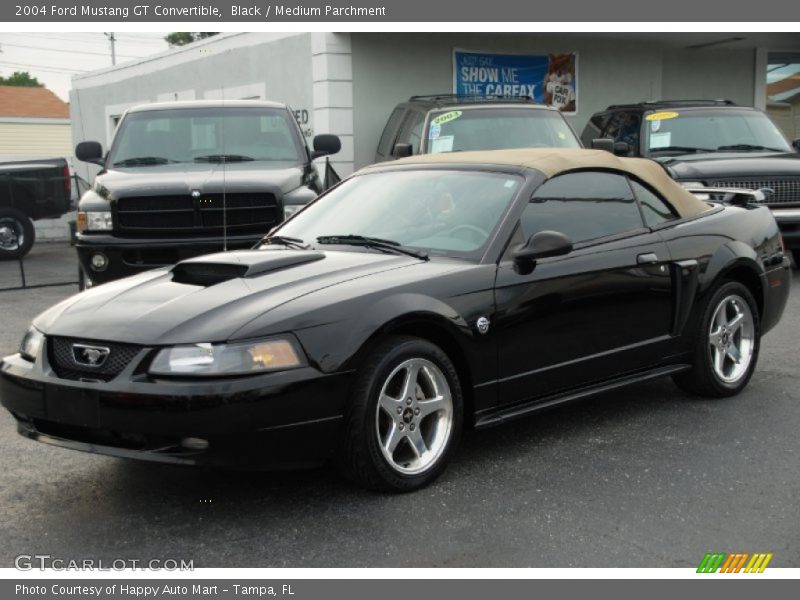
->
xmin=375 ymin=94 xmax=581 ymax=162
xmin=582 ymin=100 xmax=800 ymax=265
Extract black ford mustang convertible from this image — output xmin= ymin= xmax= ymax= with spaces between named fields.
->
xmin=1 ymin=149 xmax=791 ymax=491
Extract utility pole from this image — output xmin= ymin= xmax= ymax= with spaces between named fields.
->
xmin=104 ymin=32 xmax=116 ymax=65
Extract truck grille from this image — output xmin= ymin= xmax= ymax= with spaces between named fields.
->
xmin=49 ymin=337 xmax=143 ymax=382
xmin=115 ymin=193 xmax=281 ymax=237
xmin=706 ymin=177 xmax=800 ymax=206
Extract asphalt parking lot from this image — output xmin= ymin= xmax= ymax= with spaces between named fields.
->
xmin=0 ymin=243 xmax=798 ymax=568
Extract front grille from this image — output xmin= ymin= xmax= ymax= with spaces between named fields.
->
xmin=49 ymin=337 xmax=143 ymax=382
xmin=115 ymin=193 xmax=281 ymax=238
xmin=707 ymin=177 xmax=800 ymax=206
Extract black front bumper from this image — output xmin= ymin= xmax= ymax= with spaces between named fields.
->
xmin=772 ymin=207 xmax=800 ymax=251
xmin=76 ymin=233 xmax=263 ymax=285
xmin=0 ymin=352 xmax=353 ymax=470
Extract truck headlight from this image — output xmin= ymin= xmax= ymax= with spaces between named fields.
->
xmin=283 ymin=205 xmax=304 ymax=220
xmin=149 ymin=337 xmax=305 ymax=376
xmin=19 ymin=326 xmax=44 ymax=362
xmin=77 ymin=211 xmax=112 ymax=232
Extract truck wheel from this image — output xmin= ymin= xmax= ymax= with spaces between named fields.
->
xmin=672 ymin=280 xmax=760 ymax=398
xmin=0 ymin=209 xmax=35 ymax=260
xmin=339 ymin=335 xmax=463 ymax=492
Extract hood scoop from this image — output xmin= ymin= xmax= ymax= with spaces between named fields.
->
xmin=171 ymin=250 xmax=324 ymax=286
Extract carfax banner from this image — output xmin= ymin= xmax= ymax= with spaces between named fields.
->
xmin=453 ymin=50 xmax=578 ymax=113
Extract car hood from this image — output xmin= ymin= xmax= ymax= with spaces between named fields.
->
xmin=658 ymin=152 xmax=800 ymax=180
xmin=34 ymin=249 xmax=427 ymax=345
xmin=93 ymin=161 xmax=306 ymax=200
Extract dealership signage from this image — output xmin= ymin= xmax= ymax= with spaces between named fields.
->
xmin=453 ymin=49 xmax=578 ymax=113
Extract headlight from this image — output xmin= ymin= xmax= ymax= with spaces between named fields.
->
xmin=149 ymin=337 xmax=305 ymax=376
xmin=283 ymin=204 xmax=304 ymax=220
xmin=19 ymin=326 xmax=44 ymax=362
xmin=77 ymin=211 xmax=112 ymax=232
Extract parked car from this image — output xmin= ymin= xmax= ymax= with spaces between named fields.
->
xmin=0 ymin=158 xmax=72 ymax=259
xmin=1 ymin=148 xmax=790 ymax=491
xmin=582 ymin=100 xmax=800 ymax=266
xmin=73 ymin=100 xmax=341 ymax=289
xmin=375 ymin=94 xmax=581 ymax=162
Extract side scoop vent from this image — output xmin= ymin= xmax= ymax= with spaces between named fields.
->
xmin=171 ymin=250 xmax=325 ymax=286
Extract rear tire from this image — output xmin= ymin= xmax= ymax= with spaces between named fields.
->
xmin=339 ymin=335 xmax=463 ymax=492
xmin=672 ymin=280 xmax=760 ymax=398
xmin=0 ymin=208 xmax=35 ymax=260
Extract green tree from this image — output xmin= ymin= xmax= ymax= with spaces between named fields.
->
xmin=164 ymin=32 xmax=219 ymax=47
xmin=0 ymin=71 xmax=43 ymax=87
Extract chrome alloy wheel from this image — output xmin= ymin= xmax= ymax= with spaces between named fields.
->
xmin=0 ymin=218 xmax=23 ymax=251
xmin=708 ymin=294 xmax=755 ymax=384
xmin=375 ymin=358 xmax=454 ymax=475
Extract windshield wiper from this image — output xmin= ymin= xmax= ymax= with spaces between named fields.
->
xmin=194 ymin=154 xmax=255 ymax=163
xmin=259 ymin=235 xmax=309 ymax=249
xmin=113 ymin=156 xmax=178 ymax=167
xmin=648 ymin=146 xmax=715 ymax=154
xmin=716 ymin=144 xmax=787 ymax=152
xmin=316 ymin=235 xmax=428 ymax=260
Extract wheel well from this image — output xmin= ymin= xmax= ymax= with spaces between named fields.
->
xmin=722 ymin=264 xmax=764 ymax=317
xmin=353 ymin=319 xmax=476 ymax=424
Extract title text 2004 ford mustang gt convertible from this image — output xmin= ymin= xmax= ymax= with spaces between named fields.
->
xmin=0 ymin=149 xmax=791 ymax=491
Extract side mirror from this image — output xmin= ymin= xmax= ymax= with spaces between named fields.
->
xmin=793 ymin=138 xmax=800 ymax=152
xmin=392 ymin=143 xmax=413 ymax=158
xmin=613 ymin=141 xmax=631 ymax=156
xmin=75 ymin=141 xmax=104 ymax=165
xmin=591 ymin=138 xmax=631 ymax=156
xmin=591 ymin=138 xmax=614 ymax=153
xmin=310 ymin=134 xmax=341 ymax=159
xmin=513 ymin=230 xmax=573 ymax=275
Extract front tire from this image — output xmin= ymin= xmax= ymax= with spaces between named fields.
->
xmin=673 ymin=280 xmax=760 ymax=397
xmin=0 ymin=208 xmax=35 ymax=260
xmin=339 ymin=335 xmax=463 ymax=492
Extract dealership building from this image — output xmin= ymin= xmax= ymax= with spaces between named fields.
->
xmin=69 ymin=32 xmax=800 ymax=181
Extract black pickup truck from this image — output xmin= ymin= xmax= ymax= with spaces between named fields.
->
xmin=0 ymin=158 xmax=72 ymax=259
xmin=74 ymin=100 xmax=340 ymax=288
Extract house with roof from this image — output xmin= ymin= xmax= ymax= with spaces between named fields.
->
xmin=0 ymin=85 xmax=71 ymax=161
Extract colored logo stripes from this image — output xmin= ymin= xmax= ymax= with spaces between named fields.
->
xmin=697 ymin=552 xmax=773 ymax=573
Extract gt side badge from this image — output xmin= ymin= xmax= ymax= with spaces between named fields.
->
xmin=476 ymin=316 xmax=491 ymax=335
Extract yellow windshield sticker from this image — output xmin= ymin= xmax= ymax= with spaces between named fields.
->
xmin=646 ymin=111 xmax=679 ymax=122
xmin=431 ymin=110 xmax=463 ymax=126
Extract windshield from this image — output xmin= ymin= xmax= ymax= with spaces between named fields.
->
xmin=108 ymin=107 xmax=304 ymax=167
xmin=424 ymin=107 xmax=580 ymax=154
xmin=644 ymin=109 xmax=791 ymax=155
xmin=274 ymin=170 xmax=521 ymax=256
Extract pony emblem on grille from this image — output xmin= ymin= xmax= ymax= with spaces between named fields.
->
xmin=72 ymin=344 xmax=111 ymax=367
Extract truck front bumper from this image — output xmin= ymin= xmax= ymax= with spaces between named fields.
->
xmin=76 ymin=233 xmax=263 ymax=285
xmin=772 ymin=208 xmax=800 ymax=252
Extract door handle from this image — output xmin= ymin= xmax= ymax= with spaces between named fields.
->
xmin=637 ymin=252 xmax=659 ymax=264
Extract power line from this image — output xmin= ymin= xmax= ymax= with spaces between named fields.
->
xmin=0 ymin=61 xmax=88 ymax=73
xmin=0 ymin=42 xmax=140 ymax=59
xmin=2 ymin=32 xmax=167 ymax=47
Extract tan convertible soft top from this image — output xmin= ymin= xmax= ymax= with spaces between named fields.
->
xmin=360 ymin=148 xmax=710 ymax=219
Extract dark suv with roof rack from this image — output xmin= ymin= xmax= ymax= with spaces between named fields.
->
xmin=582 ymin=99 xmax=800 ymax=266
xmin=375 ymin=94 xmax=581 ymax=162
